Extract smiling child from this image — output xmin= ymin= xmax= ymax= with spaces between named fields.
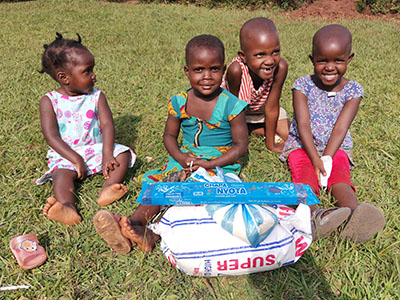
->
xmin=222 ymin=17 xmax=290 ymax=153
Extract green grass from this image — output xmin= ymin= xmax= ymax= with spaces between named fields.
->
xmin=0 ymin=0 xmax=399 ymax=299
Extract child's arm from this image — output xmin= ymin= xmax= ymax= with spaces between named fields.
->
xmin=293 ymin=89 xmax=326 ymax=182
xmin=323 ymin=97 xmax=361 ymax=157
xmin=225 ymin=62 xmax=242 ymax=97
xmin=163 ymin=114 xmax=198 ymax=169
xmin=97 ymin=92 xmax=119 ymax=179
xmin=39 ymin=96 xmax=87 ymax=179
xmin=192 ymin=111 xmax=248 ymax=170
xmin=264 ymin=59 xmax=288 ymax=153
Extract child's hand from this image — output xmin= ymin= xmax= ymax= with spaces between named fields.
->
xmin=267 ymin=141 xmax=285 ymax=153
xmin=74 ymin=158 xmax=87 ymax=180
xmin=312 ymin=158 xmax=327 ymax=187
xmin=182 ymin=158 xmax=209 ymax=172
xmin=178 ymin=153 xmax=199 ymax=170
xmin=102 ymin=157 xmax=120 ymax=179
xmin=190 ymin=159 xmax=211 ymax=171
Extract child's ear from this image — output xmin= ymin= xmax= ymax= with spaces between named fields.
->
xmin=308 ymin=54 xmax=314 ymax=63
xmin=184 ymin=65 xmax=189 ymax=77
xmin=238 ymin=50 xmax=246 ymax=63
xmin=56 ymin=71 xmax=69 ymax=85
xmin=347 ymin=53 xmax=355 ymax=63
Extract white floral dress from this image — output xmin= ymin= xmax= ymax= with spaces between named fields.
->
xmin=36 ymin=89 xmax=136 ymax=184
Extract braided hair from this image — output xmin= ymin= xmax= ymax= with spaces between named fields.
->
xmin=39 ymin=32 xmax=88 ymax=80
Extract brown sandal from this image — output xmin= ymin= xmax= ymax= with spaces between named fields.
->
xmin=341 ymin=203 xmax=385 ymax=243
xmin=312 ymin=207 xmax=351 ymax=240
xmin=94 ymin=210 xmax=131 ymax=254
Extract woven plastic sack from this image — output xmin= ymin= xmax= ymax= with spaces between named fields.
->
xmin=149 ymin=204 xmax=312 ymax=276
xmin=194 ymin=167 xmax=278 ymax=247
xmin=205 ymin=204 xmax=278 ymax=247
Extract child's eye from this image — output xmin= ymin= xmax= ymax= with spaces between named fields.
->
xmin=194 ymin=68 xmax=203 ymax=72
xmin=272 ymin=49 xmax=280 ymax=55
xmin=211 ymin=67 xmax=220 ymax=71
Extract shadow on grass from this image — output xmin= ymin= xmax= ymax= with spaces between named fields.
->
xmin=114 ymin=114 xmax=142 ymax=183
xmin=248 ymin=251 xmax=336 ymax=299
xmin=240 ymin=150 xmax=250 ymax=171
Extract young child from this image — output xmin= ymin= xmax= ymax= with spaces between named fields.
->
xmin=222 ymin=17 xmax=289 ymax=153
xmin=36 ymin=33 xmax=136 ymax=226
xmin=280 ymin=25 xmax=385 ymax=242
xmin=94 ymin=35 xmax=248 ymax=253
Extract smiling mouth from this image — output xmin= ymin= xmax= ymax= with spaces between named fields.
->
xmin=322 ymin=74 xmax=337 ymax=80
xmin=261 ymin=66 xmax=274 ymax=74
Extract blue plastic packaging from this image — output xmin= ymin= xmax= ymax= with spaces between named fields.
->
xmin=136 ymin=181 xmax=319 ymax=206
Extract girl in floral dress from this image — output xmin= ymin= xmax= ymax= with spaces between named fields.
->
xmin=37 ymin=33 xmax=135 ymax=226
xmin=280 ymin=25 xmax=385 ymax=242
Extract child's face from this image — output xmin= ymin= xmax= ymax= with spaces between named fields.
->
xmin=239 ymin=31 xmax=280 ymax=82
xmin=64 ymin=49 xmax=96 ymax=96
xmin=184 ymin=47 xmax=225 ymax=98
xmin=310 ymin=41 xmax=353 ymax=90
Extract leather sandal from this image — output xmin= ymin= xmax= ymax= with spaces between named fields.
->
xmin=94 ymin=210 xmax=131 ymax=254
xmin=163 ymin=170 xmax=189 ymax=182
xmin=312 ymin=207 xmax=351 ymax=240
xmin=341 ymin=203 xmax=385 ymax=243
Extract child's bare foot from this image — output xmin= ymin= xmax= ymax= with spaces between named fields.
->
xmin=43 ymin=197 xmax=81 ymax=226
xmin=98 ymin=183 xmax=128 ymax=206
xmin=119 ymin=217 xmax=159 ymax=253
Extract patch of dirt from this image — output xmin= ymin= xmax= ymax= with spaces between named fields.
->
xmin=283 ymin=0 xmax=400 ymax=21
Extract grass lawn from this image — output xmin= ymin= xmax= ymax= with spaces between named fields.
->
xmin=0 ymin=0 xmax=399 ymax=299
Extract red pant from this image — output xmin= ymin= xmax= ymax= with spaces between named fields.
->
xmin=288 ymin=149 xmax=355 ymax=195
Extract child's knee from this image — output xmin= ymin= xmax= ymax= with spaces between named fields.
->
xmin=116 ymin=151 xmax=131 ymax=165
xmin=52 ymin=169 xmax=78 ymax=183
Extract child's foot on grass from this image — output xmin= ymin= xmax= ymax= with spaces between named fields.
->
xmin=119 ymin=216 xmax=159 ymax=253
xmin=98 ymin=183 xmax=128 ymax=206
xmin=43 ymin=197 xmax=81 ymax=226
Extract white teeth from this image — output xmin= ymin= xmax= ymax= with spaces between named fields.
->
xmin=323 ymin=74 xmax=336 ymax=80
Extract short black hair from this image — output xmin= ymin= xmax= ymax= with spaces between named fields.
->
xmin=185 ymin=34 xmax=225 ymax=65
xmin=312 ymin=24 xmax=352 ymax=56
xmin=39 ymin=32 xmax=88 ymax=80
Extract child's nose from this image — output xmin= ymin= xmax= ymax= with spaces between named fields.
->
xmin=203 ymin=70 xmax=212 ymax=78
xmin=325 ymin=62 xmax=335 ymax=70
xmin=263 ymin=55 xmax=274 ymax=65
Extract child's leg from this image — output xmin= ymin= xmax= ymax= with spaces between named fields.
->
xmin=288 ymin=149 xmax=351 ymax=239
xmin=247 ymin=109 xmax=289 ymax=142
xmin=247 ymin=122 xmax=264 ymax=136
xmin=328 ymin=150 xmax=358 ymax=210
xmin=328 ymin=150 xmax=385 ymax=242
xmin=275 ymin=107 xmax=290 ymax=141
xmin=331 ymin=183 xmax=358 ymax=210
xmin=43 ymin=169 xmax=82 ymax=225
xmin=119 ymin=204 xmax=161 ymax=253
xmin=98 ymin=151 xmax=131 ymax=206
xmin=248 ymin=122 xmax=287 ymax=145
xmin=276 ymin=118 xmax=290 ymax=141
